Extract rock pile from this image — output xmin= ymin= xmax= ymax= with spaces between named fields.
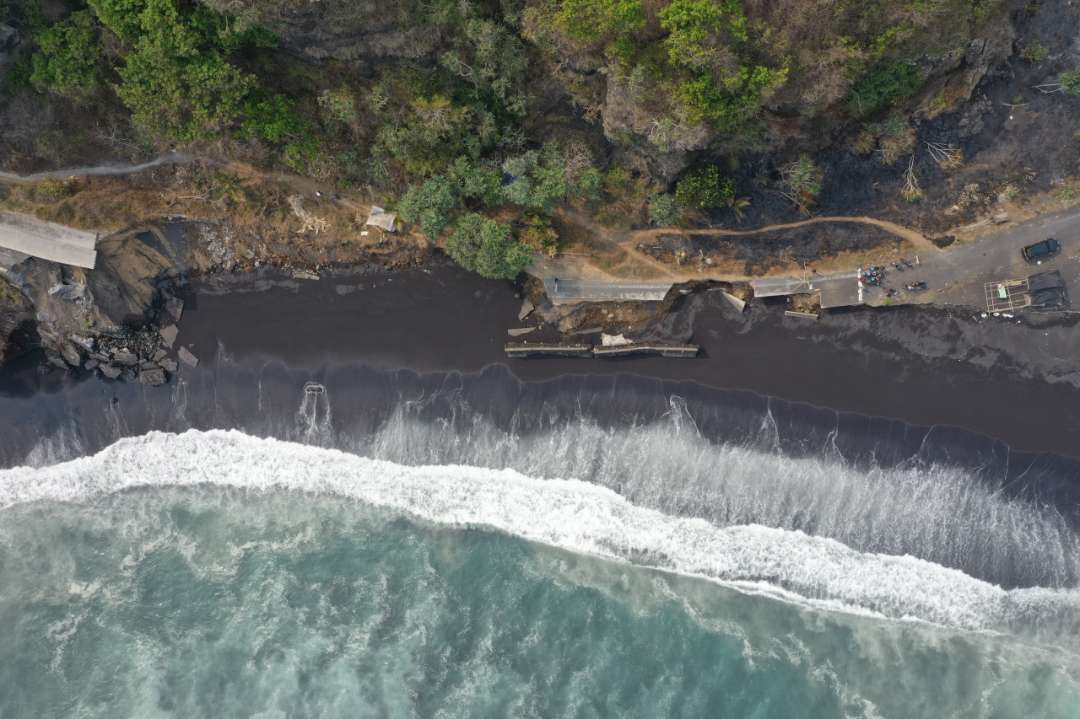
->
xmin=75 ymin=325 xmax=187 ymax=386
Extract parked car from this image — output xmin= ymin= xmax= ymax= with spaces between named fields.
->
xmin=1022 ymin=238 xmax=1061 ymax=264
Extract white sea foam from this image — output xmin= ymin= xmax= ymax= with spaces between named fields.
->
xmin=1 ymin=429 xmax=1078 ymax=637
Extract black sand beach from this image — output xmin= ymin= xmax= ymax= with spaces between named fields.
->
xmin=175 ymin=264 xmax=1080 ymax=457
xmin=1 ymin=261 xmax=1079 ymax=512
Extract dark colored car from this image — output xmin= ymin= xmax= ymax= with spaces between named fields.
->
xmin=1022 ymin=238 xmax=1061 ymax=263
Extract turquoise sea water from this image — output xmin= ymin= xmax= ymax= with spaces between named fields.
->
xmin=1 ymin=431 xmax=1079 ymax=718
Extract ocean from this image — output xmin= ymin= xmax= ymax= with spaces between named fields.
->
xmin=1 ymin=367 xmax=1079 ymax=718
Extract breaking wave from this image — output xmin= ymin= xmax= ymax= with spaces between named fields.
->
xmin=2 ymin=429 xmax=1078 ymax=644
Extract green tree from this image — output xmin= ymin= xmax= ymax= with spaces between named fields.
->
xmin=658 ymin=0 xmax=787 ymax=128
xmin=397 ymin=175 xmax=461 ymax=239
xmin=675 ymin=166 xmax=734 ymax=210
xmin=87 ymin=0 xmax=146 ymax=41
xmin=446 ymin=213 xmax=531 ymax=279
xmin=30 ymin=10 xmax=101 ymax=99
xmin=555 ymin=0 xmax=644 ymax=57
xmin=501 ymin=145 xmax=569 ymax=210
xmin=114 ymin=0 xmax=253 ymax=141
xmin=448 ymin=157 xmax=503 ymax=206
xmin=848 ymin=61 xmax=921 ymax=116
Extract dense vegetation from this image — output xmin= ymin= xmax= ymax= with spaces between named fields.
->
xmin=5 ymin=0 xmax=1019 ymax=278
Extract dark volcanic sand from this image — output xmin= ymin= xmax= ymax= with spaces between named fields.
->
xmin=158 ymin=263 xmax=1080 ymax=459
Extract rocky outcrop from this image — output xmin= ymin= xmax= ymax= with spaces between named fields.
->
xmin=201 ymin=0 xmax=440 ymax=68
xmin=600 ymin=71 xmax=712 ymax=181
xmin=0 ymin=274 xmax=33 ymax=364
xmin=0 ymin=24 xmax=18 ymax=69
xmin=0 ymin=222 xmax=196 ymax=380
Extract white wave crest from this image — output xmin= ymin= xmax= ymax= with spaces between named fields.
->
xmin=1 ymin=430 xmax=1077 ymax=637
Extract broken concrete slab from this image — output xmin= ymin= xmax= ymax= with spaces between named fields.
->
xmin=721 ymin=291 xmax=747 ymax=313
xmin=84 ymin=358 xmax=99 ymax=371
xmin=517 ymin=299 xmax=535 ymax=321
xmin=153 ymin=348 xmax=167 ymax=362
xmin=60 ymin=342 xmax=82 ymax=367
xmin=292 ymin=269 xmax=320 ymax=281
xmin=160 ymin=324 xmax=178 ymax=348
xmin=507 ymin=327 xmax=536 ymax=337
xmin=165 ymin=295 xmax=184 ymax=322
xmin=99 ymin=364 xmax=122 ymax=379
xmin=160 ymin=357 xmax=178 ymax=373
xmin=178 ymin=346 xmax=199 ymax=368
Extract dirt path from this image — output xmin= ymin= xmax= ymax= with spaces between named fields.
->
xmin=634 ymin=216 xmax=941 ymax=254
xmin=0 ymin=153 xmax=194 ymax=184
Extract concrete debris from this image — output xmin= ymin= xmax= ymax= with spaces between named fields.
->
xmin=138 ymin=367 xmax=167 ymax=386
xmin=160 ymin=324 xmax=179 ymax=348
xmin=160 ymin=357 xmax=178 ymax=373
xmin=178 ymin=346 xmax=199 ymax=368
xmin=292 ymin=269 xmax=320 ymax=281
xmin=83 ymin=358 xmax=99 ymax=371
xmin=507 ymin=327 xmax=536 ymax=337
xmin=992 ymin=212 xmax=1009 ymax=224
xmin=112 ymin=350 xmax=138 ymax=366
xmin=153 ymin=348 xmax=167 ymax=362
xmin=99 ymin=364 xmax=122 ymax=380
xmin=601 ymin=333 xmax=631 ymax=347
xmin=366 ymin=206 xmax=397 ymax=232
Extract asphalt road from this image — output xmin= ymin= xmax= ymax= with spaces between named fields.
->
xmin=544 ymin=278 xmax=674 ymax=304
xmin=0 ymin=211 xmax=97 ymax=269
xmin=863 ymin=207 xmax=1080 ymax=311
xmin=540 ymin=206 xmax=1080 ymax=312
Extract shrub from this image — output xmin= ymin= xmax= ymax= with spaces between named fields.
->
xmin=517 ymin=214 xmax=559 ymax=257
xmin=446 ymin=213 xmax=532 ymax=279
xmin=318 ymin=87 xmax=359 ymax=127
xmin=848 ymin=61 xmax=920 ymax=116
xmin=675 ymin=166 xmax=734 ymax=210
xmin=1020 ymin=42 xmax=1048 ymax=64
xmin=782 ymin=155 xmax=823 ymax=205
xmin=30 ymin=10 xmax=102 ymax=99
xmin=875 ymin=115 xmax=916 ymax=165
xmin=648 ymin=193 xmax=679 ymax=225
xmin=1061 ymin=69 xmax=1080 ymax=96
